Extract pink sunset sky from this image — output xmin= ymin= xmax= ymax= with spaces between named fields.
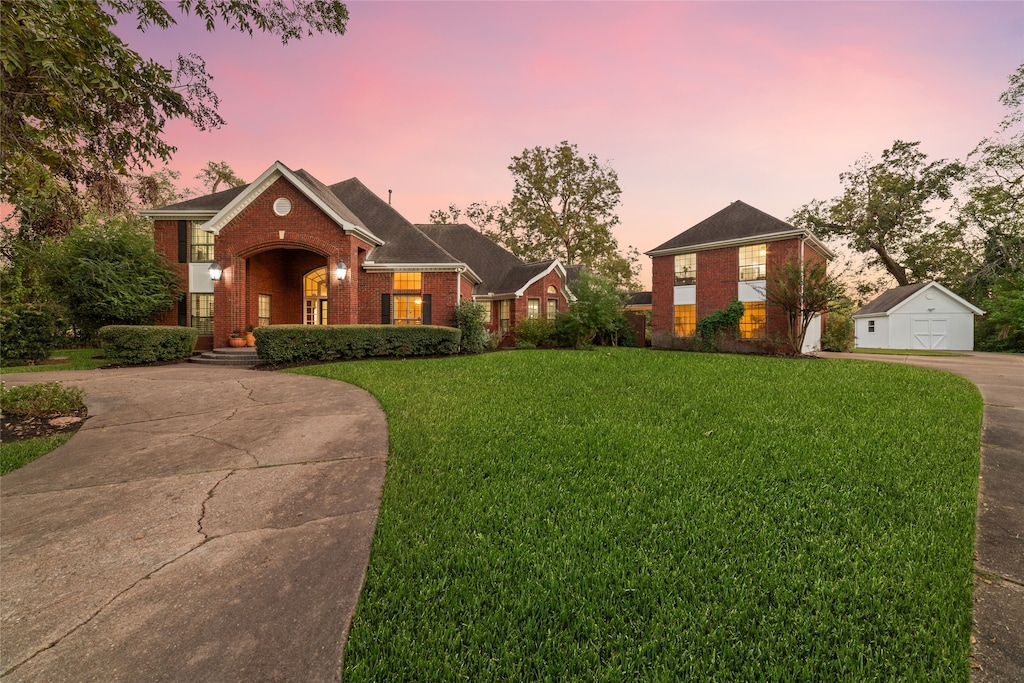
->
xmin=116 ymin=1 xmax=1024 ymax=288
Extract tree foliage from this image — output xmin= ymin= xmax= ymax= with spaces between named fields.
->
xmin=791 ymin=140 xmax=966 ymax=288
xmin=37 ymin=215 xmax=182 ymax=341
xmin=431 ymin=142 xmax=641 ymax=289
xmin=196 ymin=161 xmax=246 ymax=194
xmin=555 ymin=270 xmax=630 ymax=348
xmin=1 ymin=0 xmax=347 ymax=238
xmin=960 ymin=64 xmax=1024 ymax=301
xmin=762 ymin=257 xmax=842 ymax=354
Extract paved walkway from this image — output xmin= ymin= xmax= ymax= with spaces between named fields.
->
xmin=820 ymin=351 xmax=1024 ymax=682
xmin=1 ymin=365 xmax=388 ymax=682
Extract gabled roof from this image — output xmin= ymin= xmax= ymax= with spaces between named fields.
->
xmin=415 ymin=223 xmax=569 ymax=297
xmin=141 ymin=184 xmax=249 ymax=216
xmin=853 ymin=280 xmax=985 ymax=317
xmin=646 ymin=200 xmax=834 ymax=258
xmin=143 ymin=161 xmax=382 ymax=246
xmin=326 ymin=181 xmax=463 ymax=269
xmin=415 ymin=224 xmax=523 ymax=293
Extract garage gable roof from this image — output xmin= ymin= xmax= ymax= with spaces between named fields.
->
xmin=853 ymin=281 xmax=984 ymax=317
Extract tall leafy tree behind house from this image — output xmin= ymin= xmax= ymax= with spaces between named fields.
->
xmin=790 ymin=140 xmax=967 ymax=292
xmin=961 ymin=64 xmax=1024 ymax=351
xmin=196 ymin=161 xmax=246 ymax=194
xmin=430 ymin=142 xmax=642 ymax=290
xmin=1 ymin=0 xmax=347 ymax=240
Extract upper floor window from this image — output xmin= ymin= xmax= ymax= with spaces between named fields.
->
xmin=547 ymin=285 xmax=557 ymax=295
xmin=394 ymin=272 xmax=422 ymax=291
xmin=674 ymin=253 xmax=696 ymax=285
xmin=739 ymin=244 xmax=766 ymax=281
xmin=191 ymin=222 xmax=214 ymax=262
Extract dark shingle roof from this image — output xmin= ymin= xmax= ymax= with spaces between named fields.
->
xmin=415 ymin=224 xmax=525 ymax=293
xmin=155 ymin=184 xmax=249 ymax=212
xmin=626 ymin=291 xmax=652 ymax=307
xmin=329 ymin=180 xmax=460 ymax=265
xmin=648 ymin=201 xmax=800 ymax=253
xmin=853 ymin=282 xmax=932 ymax=316
xmin=292 ymin=169 xmax=367 ymax=232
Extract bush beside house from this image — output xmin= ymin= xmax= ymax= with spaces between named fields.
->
xmin=97 ymin=325 xmax=199 ymax=365
xmin=253 ymin=325 xmax=461 ymax=364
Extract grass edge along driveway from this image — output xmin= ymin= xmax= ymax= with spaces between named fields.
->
xmin=294 ymin=349 xmax=982 ymax=682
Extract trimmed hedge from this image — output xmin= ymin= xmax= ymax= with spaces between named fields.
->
xmin=1 ymin=305 xmax=57 ymax=364
xmin=97 ymin=325 xmax=198 ymax=365
xmin=253 ymin=325 xmax=461 ymax=364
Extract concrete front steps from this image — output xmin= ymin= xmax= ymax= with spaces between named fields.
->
xmin=188 ymin=347 xmax=265 ymax=367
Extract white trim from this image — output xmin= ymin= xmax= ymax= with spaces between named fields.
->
xmin=361 ymin=261 xmax=482 ymax=284
xmin=852 ymin=280 xmax=985 ymax=318
xmin=646 ymin=230 xmax=835 ymax=259
xmin=199 ymin=161 xmax=384 ymax=246
xmin=514 ymin=260 xmax=568 ymax=297
xmin=140 ymin=210 xmax=219 ymax=219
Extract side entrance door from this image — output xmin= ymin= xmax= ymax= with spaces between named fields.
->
xmin=911 ymin=318 xmax=949 ymax=350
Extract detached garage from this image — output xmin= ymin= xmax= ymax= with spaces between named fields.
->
xmin=853 ymin=281 xmax=985 ymax=351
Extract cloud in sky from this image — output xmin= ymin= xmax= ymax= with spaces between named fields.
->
xmin=117 ymin=0 xmax=1024 ymax=287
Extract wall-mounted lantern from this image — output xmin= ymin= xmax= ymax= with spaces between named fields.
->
xmin=335 ymin=260 xmax=349 ymax=281
xmin=209 ymin=261 xmax=223 ymax=281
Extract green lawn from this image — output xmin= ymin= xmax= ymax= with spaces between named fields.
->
xmin=0 ymin=433 xmax=75 ymax=475
xmin=0 ymin=348 xmax=106 ymax=374
xmin=293 ymin=349 xmax=982 ymax=681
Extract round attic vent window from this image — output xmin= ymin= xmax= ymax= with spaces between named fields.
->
xmin=273 ymin=197 xmax=292 ymax=216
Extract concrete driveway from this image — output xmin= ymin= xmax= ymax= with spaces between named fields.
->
xmin=820 ymin=351 xmax=1024 ymax=682
xmin=1 ymin=365 xmax=388 ymax=682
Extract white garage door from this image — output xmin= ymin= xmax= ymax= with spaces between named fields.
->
xmin=911 ymin=318 xmax=949 ymax=350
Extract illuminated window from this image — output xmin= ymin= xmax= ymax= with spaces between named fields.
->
xmin=258 ymin=294 xmax=271 ymax=328
xmin=527 ymin=298 xmax=540 ymax=319
xmin=674 ymin=253 xmax=696 ymax=285
xmin=393 ymin=272 xmax=422 ymax=291
xmin=674 ymin=304 xmax=696 ymax=336
xmin=547 ymin=285 xmax=557 ymax=295
xmin=394 ymin=295 xmax=423 ymax=325
xmin=190 ymin=222 xmax=214 ymax=262
xmin=739 ymin=244 xmax=766 ymax=281
xmin=191 ymin=293 xmax=213 ymax=335
xmin=739 ymin=301 xmax=766 ymax=339
xmin=304 ymin=267 xmax=328 ymax=297
xmin=546 ymin=298 xmax=557 ymax=319
xmin=499 ymin=300 xmax=510 ymax=334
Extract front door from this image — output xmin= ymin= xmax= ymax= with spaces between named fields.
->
xmin=303 ymin=267 xmax=328 ymax=325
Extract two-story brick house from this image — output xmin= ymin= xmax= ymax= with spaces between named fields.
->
xmin=142 ymin=161 xmax=571 ymax=349
xmin=646 ymin=201 xmax=833 ymax=352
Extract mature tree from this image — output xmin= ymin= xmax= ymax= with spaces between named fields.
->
xmin=555 ymin=270 xmax=631 ymax=348
xmin=196 ymin=161 xmax=246 ymax=194
xmin=791 ymin=140 xmax=966 ymax=289
xmin=1 ymin=0 xmax=347 ymax=239
xmin=37 ymin=214 xmax=181 ymax=341
xmin=959 ymin=64 xmax=1024 ymax=300
xmin=762 ymin=257 xmax=842 ymax=354
xmin=431 ymin=142 xmax=641 ymax=289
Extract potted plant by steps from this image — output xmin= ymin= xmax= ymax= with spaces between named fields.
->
xmin=228 ymin=330 xmax=247 ymax=348
xmin=245 ymin=326 xmax=257 ymax=348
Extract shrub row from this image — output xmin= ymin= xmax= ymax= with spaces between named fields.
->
xmin=97 ymin=325 xmax=199 ymax=365
xmin=253 ymin=325 xmax=462 ymax=364
xmin=1 ymin=305 xmax=57 ymax=364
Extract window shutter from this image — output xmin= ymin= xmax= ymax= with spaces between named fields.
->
xmin=178 ymin=298 xmax=187 ymax=327
xmin=422 ymin=294 xmax=432 ymax=325
xmin=381 ymin=294 xmax=391 ymax=324
xmin=177 ymin=220 xmax=188 ymax=263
